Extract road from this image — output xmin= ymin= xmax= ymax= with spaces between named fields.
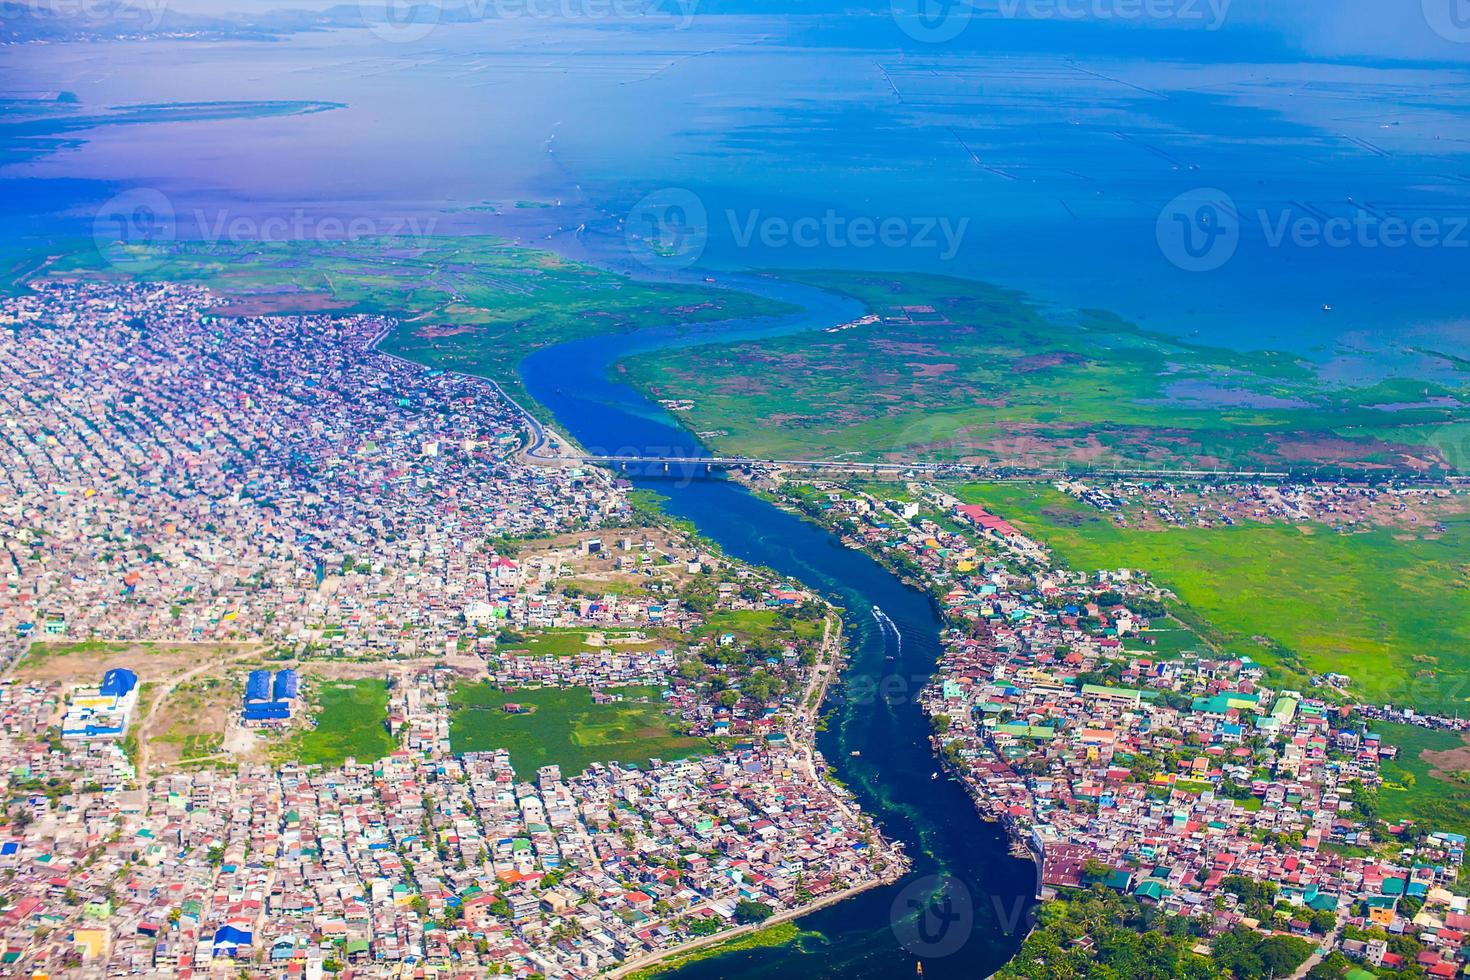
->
xmin=1291 ymin=920 xmax=1344 ymax=978
xmin=132 ymin=643 xmax=265 ymax=779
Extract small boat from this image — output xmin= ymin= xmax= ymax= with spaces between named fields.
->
xmin=917 ymin=963 xmax=924 ymax=977
xmin=850 ymin=750 xmax=861 ymax=757
xmin=1322 ymin=303 xmax=1333 ymax=312
xmin=931 ymin=772 xmax=940 ymax=780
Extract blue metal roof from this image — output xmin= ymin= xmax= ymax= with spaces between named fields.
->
xmin=100 ymin=668 xmax=137 ymax=697
xmin=272 ymin=670 xmax=299 ymax=701
xmin=242 ymin=701 xmax=290 ymax=720
xmin=244 ymin=670 xmax=271 ymax=702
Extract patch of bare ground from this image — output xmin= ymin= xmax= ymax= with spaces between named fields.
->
xmin=144 ymin=677 xmax=237 ymax=769
xmin=1423 ymin=738 xmax=1470 ymax=781
xmin=906 ymin=362 xmax=958 ymax=378
xmin=972 ymin=425 xmax=1109 ymax=465
xmin=413 ymin=322 xmax=480 ymax=338
xmin=872 ymin=341 xmax=946 ymax=357
xmin=14 ymin=641 xmax=263 ymax=686
xmin=516 ymin=527 xmax=702 ymax=594
xmin=212 ymin=293 xmax=351 ymax=316
xmin=1010 ymin=351 xmax=1087 ymax=374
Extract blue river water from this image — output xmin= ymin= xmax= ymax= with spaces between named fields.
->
xmin=519 ymin=279 xmax=1038 ymax=979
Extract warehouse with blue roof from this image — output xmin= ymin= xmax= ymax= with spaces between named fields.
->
xmin=273 ymin=669 xmax=298 ymax=701
xmin=245 ymin=669 xmax=272 ymax=703
xmin=99 ymin=668 xmax=137 ymax=698
xmin=61 ymin=668 xmax=140 ymax=741
xmin=240 ymin=669 xmax=299 ymax=727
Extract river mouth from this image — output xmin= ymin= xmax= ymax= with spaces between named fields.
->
xmin=517 ymin=277 xmax=1037 ymax=979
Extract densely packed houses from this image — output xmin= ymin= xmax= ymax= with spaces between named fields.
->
xmin=795 ymin=480 xmax=1470 ymax=975
xmin=0 ymin=281 xmax=623 ymax=664
xmin=0 ymin=281 xmax=902 ymax=977
xmin=0 ymin=665 xmax=900 ymax=977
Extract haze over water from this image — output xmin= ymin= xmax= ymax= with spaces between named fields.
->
xmin=4 ymin=1 xmax=1469 ymax=356
xmin=5 ymin=4 xmax=1470 ymax=977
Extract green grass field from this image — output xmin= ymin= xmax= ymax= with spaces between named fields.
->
xmin=619 ymin=270 xmax=1470 ymax=474
xmin=1372 ymin=721 xmax=1470 ymax=837
xmin=279 ymin=678 xmax=396 ymax=767
xmin=626 ymin=923 xmax=809 ymax=979
xmin=28 ymin=236 xmax=795 ymax=415
xmin=496 ymin=630 xmax=602 ymax=657
xmin=496 ymin=628 xmax=668 ymax=658
xmin=447 ymin=683 xmax=707 ymax=777
xmin=694 ymin=610 xmax=824 ymax=646
xmin=957 ymin=484 xmax=1470 ymax=713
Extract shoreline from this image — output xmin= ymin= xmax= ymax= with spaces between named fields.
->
xmin=604 ymin=611 xmax=911 ymax=978
xmin=605 ymin=871 xmax=905 ymax=980
xmin=383 ymin=287 xmax=1010 ymax=976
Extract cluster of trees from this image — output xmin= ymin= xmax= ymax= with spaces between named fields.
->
xmin=998 ymin=888 xmax=1313 ymax=980
xmin=734 ymin=899 xmax=774 ymax=925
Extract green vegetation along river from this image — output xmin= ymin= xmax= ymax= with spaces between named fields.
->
xmin=517 ymin=277 xmax=1038 ymax=978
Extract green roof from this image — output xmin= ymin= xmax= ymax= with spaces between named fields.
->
xmin=1191 ymin=692 xmax=1260 ymax=714
xmin=996 ymin=723 xmax=1056 ymax=739
xmin=1134 ymin=880 xmax=1171 ymax=901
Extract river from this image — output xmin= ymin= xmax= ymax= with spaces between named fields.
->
xmin=518 ymin=277 xmax=1038 ymax=979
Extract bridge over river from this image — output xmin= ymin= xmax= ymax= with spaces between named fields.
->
xmin=583 ymin=454 xmax=1300 ymax=481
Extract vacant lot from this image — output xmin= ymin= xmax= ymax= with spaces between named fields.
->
xmin=495 ymin=628 xmax=670 ymax=659
xmin=277 ymin=678 xmax=396 ymax=767
xmin=1374 ymin=721 xmax=1470 ymax=838
xmin=694 ymin=610 xmax=824 ymax=647
xmin=958 ymin=484 xmax=1470 ymax=713
xmin=448 ymin=684 xmax=707 ymax=777
xmin=147 ymin=677 xmax=234 ymax=768
xmin=14 ymin=640 xmax=261 ymax=685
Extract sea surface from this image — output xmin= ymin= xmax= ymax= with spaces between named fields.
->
xmin=4 ymin=3 xmax=1470 ymax=359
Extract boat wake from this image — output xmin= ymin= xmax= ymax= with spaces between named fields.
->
xmin=872 ymin=605 xmax=902 ymax=660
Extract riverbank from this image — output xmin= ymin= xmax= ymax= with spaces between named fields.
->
xmin=759 ymin=482 xmax=1047 ymax=884
xmin=489 ymin=270 xmax=1037 ymax=978
xmin=608 ymin=870 xmax=907 ymax=980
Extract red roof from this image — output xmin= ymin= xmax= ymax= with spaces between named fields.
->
xmin=954 ymin=504 xmax=1020 ymax=537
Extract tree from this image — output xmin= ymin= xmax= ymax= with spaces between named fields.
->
xmin=686 ymin=916 xmax=722 ymax=937
xmin=734 ymin=899 xmax=774 ymax=925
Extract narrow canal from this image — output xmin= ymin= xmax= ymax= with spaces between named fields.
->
xmin=518 ymin=279 xmax=1036 ymax=979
